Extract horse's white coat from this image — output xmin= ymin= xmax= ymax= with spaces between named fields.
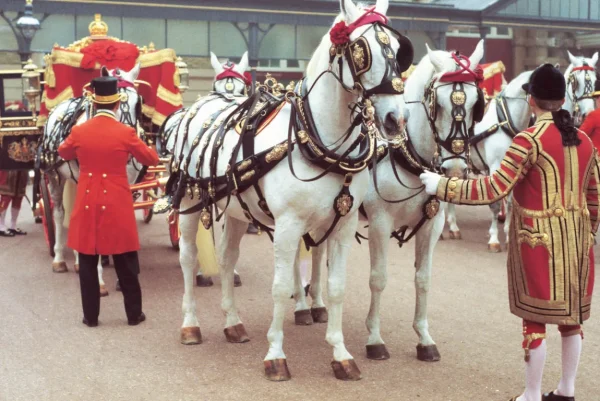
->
xmin=563 ymin=52 xmax=598 ymax=124
xmin=173 ymin=0 xmax=408 ymax=369
xmin=43 ymin=66 xmax=142 ymax=289
xmin=446 ymin=70 xmax=533 ymax=248
xmin=297 ymin=41 xmax=485 ymax=354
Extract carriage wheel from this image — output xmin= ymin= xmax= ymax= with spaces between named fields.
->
xmin=142 ymin=189 xmax=154 ymax=224
xmin=169 ymin=211 xmax=180 ymax=250
xmin=39 ymin=174 xmax=56 ymax=257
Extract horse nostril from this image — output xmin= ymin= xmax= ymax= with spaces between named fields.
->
xmin=441 ymin=167 xmax=448 ymax=176
xmin=384 ymin=112 xmax=401 ymax=135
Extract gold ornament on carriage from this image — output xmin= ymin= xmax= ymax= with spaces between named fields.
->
xmin=335 ymin=194 xmax=354 ymax=216
xmin=392 ymin=78 xmax=404 ymax=93
xmin=451 ymin=139 xmax=465 ymax=154
xmin=352 ymin=43 xmax=366 ymax=69
xmin=200 ymin=208 xmax=212 ymax=230
xmin=377 ymin=32 xmax=390 ymax=45
xmin=451 ymin=91 xmax=466 ymax=106
xmin=424 ymin=198 xmax=440 ymax=219
xmin=89 ymin=14 xmax=109 ymax=39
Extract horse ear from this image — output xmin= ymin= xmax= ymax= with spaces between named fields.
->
xmin=211 ymin=52 xmax=224 ymax=74
xmin=340 ymin=0 xmax=360 ymax=22
xmin=375 ymin=0 xmax=389 ymax=15
xmin=591 ymin=52 xmax=599 ymax=67
xmin=129 ymin=63 xmax=141 ymax=80
xmin=469 ymin=39 xmax=485 ymax=68
xmin=567 ymin=50 xmax=578 ymax=66
xmin=426 ymin=43 xmax=445 ymax=73
xmin=237 ymin=51 xmax=249 ymax=73
xmin=101 ymin=66 xmax=109 ymax=77
xmin=554 ymin=63 xmax=561 ymax=69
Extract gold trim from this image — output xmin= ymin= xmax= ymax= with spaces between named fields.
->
xmin=93 ymin=93 xmax=120 ymax=103
xmin=45 ymin=86 xmax=75 ymax=111
xmin=157 ymin=84 xmax=183 ymax=107
xmin=151 ymin=110 xmax=168 ymax=127
xmin=265 ymin=142 xmax=288 ymax=163
xmin=482 ymin=61 xmax=506 ymax=81
xmin=138 ymin=48 xmax=177 ymax=68
xmin=51 ymin=49 xmax=85 ymax=68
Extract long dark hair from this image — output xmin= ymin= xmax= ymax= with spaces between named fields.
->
xmin=552 ymin=109 xmax=581 ymax=146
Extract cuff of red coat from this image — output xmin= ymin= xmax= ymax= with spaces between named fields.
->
xmin=437 ymin=176 xmax=461 ymax=204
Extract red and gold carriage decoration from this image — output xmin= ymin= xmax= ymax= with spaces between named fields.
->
xmin=37 ymin=14 xmax=184 ymax=255
xmin=479 ymin=61 xmax=507 ymax=101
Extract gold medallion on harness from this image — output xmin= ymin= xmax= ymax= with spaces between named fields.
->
xmin=451 ymin=139 xmax=465 ymax=154
xmin=266 ymin=143 xmax=289 ymax=163
xmin=241 ymin=170 xmax=255 ymax=182
xmin=377 ymin=32 xmax=390 ymax=45
xmin=425 ymin=198 xmax=440 ymax=219
xmin=225 ymin=82 xmax=234 ymax=91
xmin=451 ymin=91 xmax=466 ymax=106
xmin=352 ymin=43 xmax=366 ymax=69
xmin=336 ymin=194 xmax=354 ymax=216
xmin=392 ymin=78 xmax=404 ymax=93
xmin=237 ymin=159 xmax=252 ymax=172
xmin=297 ymin=130 xmax=309 ymax=144
xmin=200 ymin=208 xmax=212 ymax=230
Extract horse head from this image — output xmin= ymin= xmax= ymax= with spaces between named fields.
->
xmin=565 ymin=51 xmax=598 ymax=125
xmin=211 ymin=52 xmax=251 ymax=96
xmin=416 ymin=41 xmax=484 ymax=178
xmin=332 ymin=0 xmax=412 ymax=138
xmin=100 ymin=63 xmax=143 ymax=127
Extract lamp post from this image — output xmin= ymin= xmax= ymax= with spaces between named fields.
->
xmin=175 ymin=57 xmax=190 ymax=93
xmin=16 ymin=0 xmax=41 ymax=62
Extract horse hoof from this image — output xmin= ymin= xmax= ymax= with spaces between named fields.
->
xmin=52 ymin=262 xmax=68 ymax=273
xmin=488 ymin=243 xmax=502 ymax=253
xmin=331 ymin=359 xmax=362 ymax=381
xmin=180 ymin=327 xmax=202 ymax=345
xmin=74 ymin=264 xmax=80 ymax=274
xmin=416 ymin=344 xmax=441 ymax=362
xmin=294 ymin=309 xmax=313 ymax=325
xmin=449 ymin=230 xmax=462 ymax=240
xmin=196 ymin=275 xmax=214 ymax=287
xmin=264 ymin=359 xmax=291 ymax=381
xmin=99 ymin=285 xmax=109 ymax=297
xmin=439 ymin=234 xmax=444 ymax=241
xmin=310 ymin=307 xmax=328 ymax=323
xmin=498 ymin=214 xmax=506 ymax=224
xmin=234 ymin=273 xmax=242 ymax=287
xmin=224 ymin=323 xmax=250 ymax=343
xmin=366 ymin=344 xmax=390 ymax=360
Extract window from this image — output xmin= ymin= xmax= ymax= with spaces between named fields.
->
xmin=167 ymin=20 xmax=208 ymax=56
xmin=296 ymin=25 xmax=328 ymax=60
xmin=259 ymin=25 xmax=295 ymax=59
xmin=209 ymin=22 xmax=247 ymax=59
xmin=123 ymin=17 xmax=165 ymax=49
xmin=31 ymin=14 xmax=75 ymax=52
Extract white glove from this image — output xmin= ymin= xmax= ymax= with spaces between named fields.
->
xmin=420 ymin=171 xmax=442 ymax=195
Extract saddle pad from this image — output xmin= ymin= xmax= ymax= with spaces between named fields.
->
xmin=234 ymin=101 xmax=287 ymax=136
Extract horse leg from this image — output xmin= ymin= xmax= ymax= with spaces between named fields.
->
xmin=293 ymin=241 xmax=313 ymax=326
xmin=178 ymin=208 xmax=203 ymax=345
xmin=264 ymin=218 xmax=302 ymax=381
xmin=447 ymin=203 xmax=461 ymax=239
xmin=219 ymin=216 xmax=250 ymax=343
xmin=413 ymin=211 xmax=444 ymax=362
xmin=365 ymin=215 xmax=393 ymax=360
xmin=309 ymin=244 xmax=328 ymax=323
xmin=49 ymin=176 xmax=68 ymax=273
xmin=487 ymin=201 xmax=502 ymax=253
xmin=326 ymin=216 xmax=360 ymax=381
xmin=98 ymin=258 xmax=108 ymax=297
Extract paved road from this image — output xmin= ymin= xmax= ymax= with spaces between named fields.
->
xmin=1 ymin=203 xmax=598 ymax=401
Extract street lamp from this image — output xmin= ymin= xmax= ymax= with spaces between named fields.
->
xmin=175 ymin=57 xmax=190 ymax=93
xmin=16 ymin=0 xmax=40 ymax=60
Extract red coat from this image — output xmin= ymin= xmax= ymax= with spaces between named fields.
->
xmin=580 ymin=108 xmax=600 ymax=150
xmin=437 ymin=113 xmax=598 ymax=325
xmin=58 ymin=113 xmax=159 ymax=255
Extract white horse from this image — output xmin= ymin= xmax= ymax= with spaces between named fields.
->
xmin=297 ymin=42 xmax=486 ymax=361
xmin=40 ymin=65 xmax=144 ymax=296
xmin=171 ymin=0 xmax=410 ymax=380
xmin=563 ymin=51 xmax=599 ymax=126
xmin=157 ymin=51 xmax=250 ymax=287
xmin=445 ymin=70 xmax=533 ymax=251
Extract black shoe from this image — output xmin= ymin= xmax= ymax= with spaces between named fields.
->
xmin=7 ymin=228 xmax=27 ymax=235
xmin=82 ymin=317 xmax=98 ymax=327
xmin=128 ymin=312 xmax=146 ymax=326
xmin=543 ymin=392 xmax=575 ymax=401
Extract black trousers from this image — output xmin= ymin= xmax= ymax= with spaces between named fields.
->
xmin=79 ymin=251 xmax=142 ymax=322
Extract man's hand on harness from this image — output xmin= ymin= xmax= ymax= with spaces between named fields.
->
xmin=420 ymin=171 xmax=442 ymax=196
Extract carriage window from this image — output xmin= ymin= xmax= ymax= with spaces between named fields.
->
xmin=1 ymin=78 xmax=28 ymax=116
xmin=31 ymin=14 xmax=76 ymax=52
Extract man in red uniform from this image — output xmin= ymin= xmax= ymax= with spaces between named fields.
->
xmin=58 ymin=76 xmax=158 ymax=327
xmin=421 ymin=64 xmax=598 ymax=401
xmin=578 ymin=79 xmax=600 ymax=149
xmin=0 ymin=170 xmax=28 ymax=237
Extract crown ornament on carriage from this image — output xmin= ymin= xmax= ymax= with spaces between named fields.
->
xmin=89 ymin=14 xmax=109 ymax=39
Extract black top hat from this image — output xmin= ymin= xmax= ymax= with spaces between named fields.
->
xmin=521 ymin=64 xmax=566 ymax=101
xmin=91 ymin=76 xmax=120 ymax=104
